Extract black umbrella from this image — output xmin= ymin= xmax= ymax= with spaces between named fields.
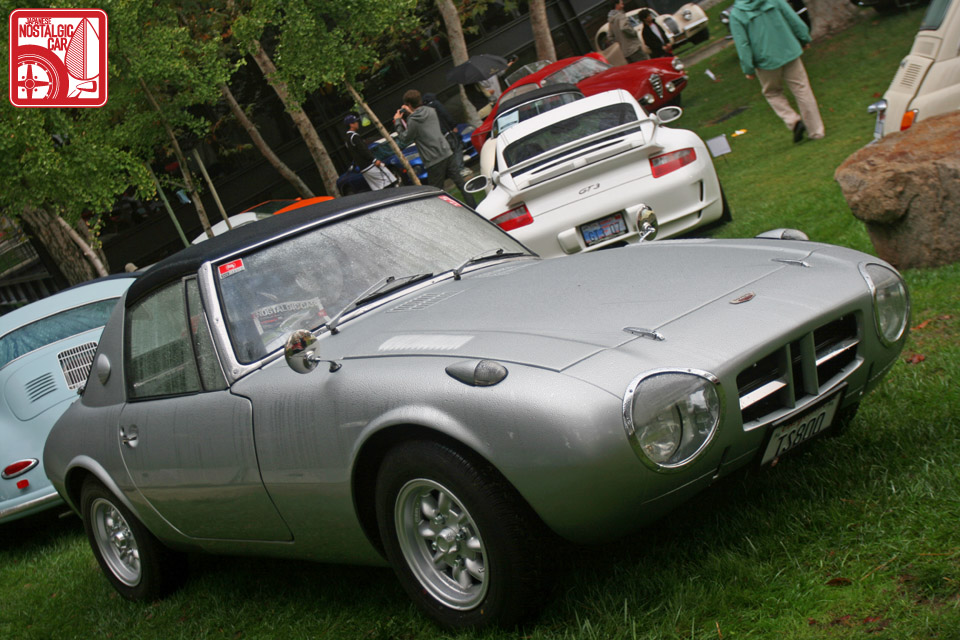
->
xmin=446 ymin=54 xmax=509 ymax=85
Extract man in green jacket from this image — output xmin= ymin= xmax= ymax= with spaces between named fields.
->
xmin=728 ymin=0 xmax=824 ymax=143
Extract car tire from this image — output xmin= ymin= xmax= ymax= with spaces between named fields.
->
xmin=690 ymin=27 xmax=710 ymax=45
xmin=80 ymin=477 xmax=186 ymax=601
xmin=720 ymin=185 xmax=732 ymax=224
xmin=375 ymin=440 xmax=548 ymax=630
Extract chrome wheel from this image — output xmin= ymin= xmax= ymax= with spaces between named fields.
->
xmin=90 ymin=497 xmax=141 ymax=587
xmin=394 ymin=478 xmax=487 ymax=610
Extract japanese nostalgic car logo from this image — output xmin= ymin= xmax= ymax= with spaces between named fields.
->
xmin=730 ymin=292 xmax=756 ymax=304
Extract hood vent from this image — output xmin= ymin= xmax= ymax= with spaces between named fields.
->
xmin=25 ymin=372 xmax=57 ymax=403
xmin=57 ymin=341 xmax=98 ymax=390
xmin=898 ymin=63 xmax=923 ymax=89
xmin=650 ymin=74 xmax=664 ymax=99
xmin=387 ymin=291 xmax=461 ymax=313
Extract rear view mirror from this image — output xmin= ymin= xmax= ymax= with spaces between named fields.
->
xmin=656 ymin=106 xmax=683 ymax=124
xmin=464 ymin=175 xmax=489 ymax=194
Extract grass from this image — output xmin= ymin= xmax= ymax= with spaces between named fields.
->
xmin=3 ymin=7 xmax=959 ymax=639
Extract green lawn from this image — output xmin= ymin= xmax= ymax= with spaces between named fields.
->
xmin=2 ymin=7 xmax=958 ymax=639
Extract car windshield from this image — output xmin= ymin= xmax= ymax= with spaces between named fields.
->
xmin=543 ymin=58 xmax=610 ymax=86
xmin=504 ymin=60 xmax=550 ymax=87
xmin=502 ymin=103 xmax=639 ymax=167
xmin=920 ymin=0 xmax=950 ymax=29
xmin=492 ymin=92 xmax=583 ymax=138
xmin=499 ymin=83 xmax=540 ymax=105
xmin=216 ymin=196 xmax=533 ymax=363
xmin=0 ymin=298 xmax=119 ymax=369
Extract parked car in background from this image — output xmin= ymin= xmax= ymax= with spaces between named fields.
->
xmin=476 ymin=83 xmax=585 ymax=177
xmin=0 ymin=275 xmax=135 ymax=524
xmin=192 ymin=197 xmax=334 ymax=244
xmin=469 ymin=90 xmax=729 ymax=258
xmin=594 ymin=4 xmax=710 ymax=54
xmin=44 ymin=187 xmax=909 ymax=630
xmin=338 ymin=126 xmax=478 ymax=195
xmin=470 ymin=53 xmax=687 ymax=152
xmin=867 ymin=0 xmax=958 ymax=138
xmin=721 ymin=0 xmax=810 ymax=31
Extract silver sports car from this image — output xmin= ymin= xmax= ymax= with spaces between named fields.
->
xmin=44 ymin=187 xmax=909 ymax=629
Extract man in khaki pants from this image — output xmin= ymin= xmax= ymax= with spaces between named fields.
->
xmin=728 ymin=0 xmax=824 ymax=143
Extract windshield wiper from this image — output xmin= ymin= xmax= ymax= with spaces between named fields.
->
xmin=327 ymin=272 xmax=433 ymax=334
xmin=451 ymin=248 xmax=530 ymax=280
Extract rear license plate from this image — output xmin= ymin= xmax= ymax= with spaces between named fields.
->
xmin=580 ymin=213 xmax=627 ymax=247
xmin=761 ymin=391 xmax=843 ymax=465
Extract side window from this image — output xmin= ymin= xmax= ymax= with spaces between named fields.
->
xmin=185 ymin=279 xmax=226 ymax=391
xmin=125 ymin=281 xmax=201 ymax=399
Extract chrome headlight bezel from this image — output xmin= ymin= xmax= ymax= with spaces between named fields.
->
xmin=672 ymin=58 xmax=685 ymax=72
xmin=859 ymin=263 xmax=910 ymax=346
xmin=622 ymin=368 xmax=723 ymax=471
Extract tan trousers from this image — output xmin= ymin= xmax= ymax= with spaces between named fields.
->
xmin=756 ymin=57 xmax=824 ymax=139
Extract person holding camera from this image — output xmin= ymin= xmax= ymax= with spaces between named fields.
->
xmin=394 ymin=89 xmax=475 ymax=207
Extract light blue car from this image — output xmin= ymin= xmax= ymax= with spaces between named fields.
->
xmin=0 ymin=275 xmax=136 ymax=524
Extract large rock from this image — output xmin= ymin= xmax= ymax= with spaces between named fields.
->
xmin=834 ymin=111 xmax=960 ymax=269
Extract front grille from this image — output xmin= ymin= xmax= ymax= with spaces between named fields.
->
xmin=737 ymin=315 xmax=859 ymax=428
xmin=58 ymin=341 xmax=98 ymax=390
xmin=650 ymin=73 xmax=663 ymax=99
xmin=662 ymin=16 xmax=680 ymax=37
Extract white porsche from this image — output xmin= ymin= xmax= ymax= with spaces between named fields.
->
xmin=467 ymin=89 xmax=729 ymax=258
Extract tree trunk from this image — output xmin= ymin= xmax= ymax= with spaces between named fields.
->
xmin=251 ymin=41 xmax=341 ymax=197
xmin=529 ymin=0 xmax=557 ymax=63
xmin=806 ymin=0 xmax=863 ymax=40
xmin=137 ymin=75 xmax=215 ymax=240
xmin=344 ymin=81 xmax=421 ymax=186
xmin=436 ymin=0 xmax=481 ymax=126
xmin=21 ymin=207 xmax=103 ymax=285
xmin=220 ymin=84 xmax=316 ymax=199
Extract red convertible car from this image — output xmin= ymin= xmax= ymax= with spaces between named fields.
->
xmin=470 ymin=52 xmax=687 ymax=153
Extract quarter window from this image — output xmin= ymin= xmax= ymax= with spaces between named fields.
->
xmin=125 ymin=281 xmax=201 ymax=399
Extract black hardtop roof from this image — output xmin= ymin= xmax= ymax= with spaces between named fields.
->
xmin=126 ymin=186 xmax=441 ymax=307
xmin=496 ymin=83 xmax=583 ymax=117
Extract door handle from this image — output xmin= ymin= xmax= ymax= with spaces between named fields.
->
xmin=120 ymin=424 xmax=139 ymax=447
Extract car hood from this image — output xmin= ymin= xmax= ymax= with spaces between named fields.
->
xmin=579 ymin=61 xmax=680 ymax=95
xmin=321 ymin=239 xmax=859 ymax=371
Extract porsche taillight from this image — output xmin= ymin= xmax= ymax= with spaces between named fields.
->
xmin=2 ymin=459 xmax=38 ymax=479
xmin=492 ymin=204 xmax=533 ymax=231
xmin=650 ymin=148 xmax=696 ymax=178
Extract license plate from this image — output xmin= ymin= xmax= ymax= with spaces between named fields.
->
xmin=761 ymin=392 xmax=843 ymax=465
xmin=580 ymin=213 xmax=627 ymax=247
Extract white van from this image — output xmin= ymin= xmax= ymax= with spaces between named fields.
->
xmin=869 ymin=0 xmax=960 ymax=138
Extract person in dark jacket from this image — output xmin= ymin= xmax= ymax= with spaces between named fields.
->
xmin=422 ymin=93 xmax=467 ymax=182
xmin=344 ymin=115 xmax=397 ymax=190
xmin=639 ymin=9 xmax=672 ymax=59
xmin=395 ymin=90 xmax=475 ymax=207
xmin=728 ymin=0 xmax=824 ymax=142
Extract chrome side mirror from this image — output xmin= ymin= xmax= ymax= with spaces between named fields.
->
xmin=464 ymin=175 xmax=489 ymax=194
xmin=284 ymin=329 xmax=341 ymax=374
xmin=655 ymin=105 xmax=683 ymax=124
xmin=637 ymin=206 xmax=659 ymax=242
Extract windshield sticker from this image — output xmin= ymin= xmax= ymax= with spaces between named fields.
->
xmin=379 ymin=335 xmax=473 ymax=352
xmin=218 ymin=259 xmax=245 ymax=279
xmin=438 ymin=195 xmax=462 ymax=208
xmin=253 ymin=298 xmax=329 ymax=338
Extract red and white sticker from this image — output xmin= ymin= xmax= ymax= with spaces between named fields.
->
xmin=438 ymin=195 xmax=462 ymax=207
xmin=218 ymin=259 xmax=245 ymax=279
xmin=9 ymin=9 xmax=108 ymax=108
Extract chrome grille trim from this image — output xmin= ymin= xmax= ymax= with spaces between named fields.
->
xmin=650 ymin=74 xmax=664 ymax=99
xmin=57 ymin=341 xmax=98 ymax=390
xmin=738 ymin=314 xmax=860 ymax=430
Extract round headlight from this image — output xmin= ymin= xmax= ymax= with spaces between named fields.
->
xmin=642 ymin=94 xmax=656 ymax=104
xmin=623 ymin=370 xmax=721 ymax=470
xmin=861 ymin=264 xmax=909 ymax=345
xmin=672 ymin=58 xmax=685 ymax=72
